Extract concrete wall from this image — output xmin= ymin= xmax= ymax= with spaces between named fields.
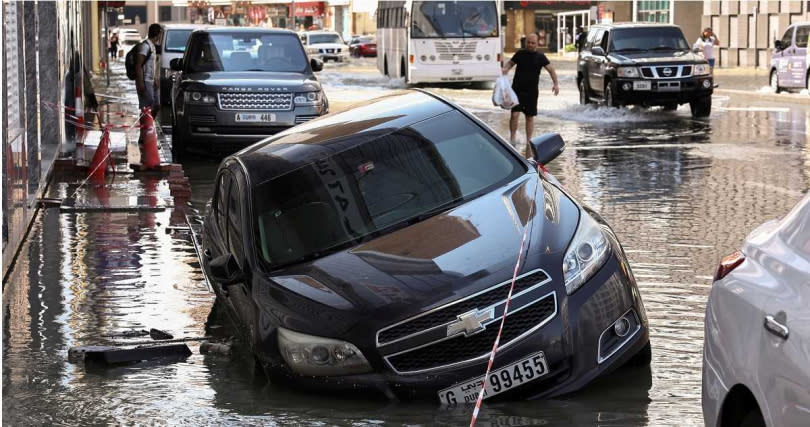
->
xmin=674 ymin=1 xmax=703 ymax=43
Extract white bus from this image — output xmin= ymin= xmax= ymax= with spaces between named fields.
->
xmin=376 ymin=1 xmax=503 ymax=85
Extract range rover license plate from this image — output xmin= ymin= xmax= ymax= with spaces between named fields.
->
xmin=438 ymin=352 xmax=549 ymax=405
xmin=633 ymin=81 xmax=651 ymax=90
xmin=235 ymin=113 xmax=275 ymax=123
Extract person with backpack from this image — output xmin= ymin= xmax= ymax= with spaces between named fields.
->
xmin=133 ymin=24 xmax=163 ymax=116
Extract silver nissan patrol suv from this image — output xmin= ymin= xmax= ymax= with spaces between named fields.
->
xmin=170 ymin=27 xmax=327 ymax=157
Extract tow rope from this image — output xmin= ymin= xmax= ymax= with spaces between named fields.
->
xmin=469 ymin=166 xmax=541 ymax=427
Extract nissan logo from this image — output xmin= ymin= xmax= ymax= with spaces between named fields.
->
xmin=662 ymin=67 xmax=673 ymax=76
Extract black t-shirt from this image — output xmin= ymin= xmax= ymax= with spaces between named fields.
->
xmin=509 ymin=50 xmax=550 ymax=92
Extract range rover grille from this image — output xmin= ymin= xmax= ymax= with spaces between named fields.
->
xmin=377 ymin=270 xmax=550 ymax=345
xmin=385 ymin=294 xmax=557 ymax=373
xmin=218 ymin=92 xmax=293 ymax=111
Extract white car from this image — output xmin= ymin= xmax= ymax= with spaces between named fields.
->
xmin=301 ymin=31 xmax=349 ymax=62
xmin=117 ymin=28 xmax=142 ymax=47
xmin=702 ymin=192 xmax=810 ymax=427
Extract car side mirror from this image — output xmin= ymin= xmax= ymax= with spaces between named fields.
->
xmin=591 ymin=46 xmax=605 ymax=56
xmin=311 ymin=57 xmax=323 ymax=72
xmin=774 ymin=40 xmax=783 ymax=50
xmin=170 ymin=58 xmax=183 ymax=71
xmin=209 ymin=253 xmax=244 ymax=285
xmin=529 ymin=133 xmax=565 ymax=165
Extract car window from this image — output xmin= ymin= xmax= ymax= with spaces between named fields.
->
xmin=228 ymin=176 xmax=245 ymax=264
xmin=780 ymin=27 xmax=794 ymax=48
xmin=411 ymin=1 xmax=498 ymax=38
xmin=591 ymin=29 xmax=604 ymax=50
xmin=796 ymin=26 xmax=810 ymax=48
xmin=165 ymin=29 xmax=193 ymax=53
xmin=609 ymin=27 xmax=690 ymax=51
xmin=309 ymin=33 xmax=344 ymax=44
xmin=253 ymin=110 xmax=526 ymax=269
xmin=186 ymin=32 xmax=308 ymax=73
xmin=586 ymin=29 xmax=602 ymax=50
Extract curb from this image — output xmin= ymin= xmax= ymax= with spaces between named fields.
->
xmin=714 ymin=88 xmax=810 ymax=105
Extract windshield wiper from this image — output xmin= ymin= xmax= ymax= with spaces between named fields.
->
xmin=413 ymin=197 xmax=467 ymax=222
xmin=649 ymin=46 xmax=677 ymax=51
xmin=615 ymin=48 xmax=646 ymax=52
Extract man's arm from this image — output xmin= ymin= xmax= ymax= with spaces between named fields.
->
xmin=502 ymin=60 xmax=515 ymax=75
xmin=544 ymin=64 xmax=559 ymax=95
xmin=135 ymin=53 xmax=146 ymax=94
xmin=712 ymin=34 xmax=719 ymax=46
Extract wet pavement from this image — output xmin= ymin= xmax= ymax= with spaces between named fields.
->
xmin=3 ymin=58 xmax=809 ymax=426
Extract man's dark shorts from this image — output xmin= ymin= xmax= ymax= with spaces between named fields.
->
xmin=511 ymin=89 xmax=538 ymax=116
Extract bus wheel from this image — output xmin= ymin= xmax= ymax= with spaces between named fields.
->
xmin=401 ymin=58 xmax=406 ymax=81
xmin=384 ymin=58 xmax=389 ymax=76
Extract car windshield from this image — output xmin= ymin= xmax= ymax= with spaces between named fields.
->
xmin=411 ymin=1 xmax=498 ymax=38
xmin=309 ymin=33 xmax=343 ymax=44
xmin=610 ymin=27 xmax=690 ymax=52
xmin=164 ymin=30 xmax=193 ymax=53
xmin=185 ymin=32 xmax=308 ymax=73
xmin=253 ymin=110 xmax=526 ymax=270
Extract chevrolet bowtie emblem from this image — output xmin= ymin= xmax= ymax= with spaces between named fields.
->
xmin=447 ymin=308 xmax=495 ymax=337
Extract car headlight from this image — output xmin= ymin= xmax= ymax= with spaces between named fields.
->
xmin=277 ymin=327 xmax=372 ymax=376
xmin=294 ymin=90 xmax=322 ymax=106
xmin=616 ymin=66 xmax=641 ymax=78
xmin=694 ymin=64 xmax=712 ymax=76
xmin=307 ymin=47 xmax=319 ymax=55
xmin=184 ymin=91 xmax=216 ymax=104
xmin=563 ymin=212 xmax=610 ymax=295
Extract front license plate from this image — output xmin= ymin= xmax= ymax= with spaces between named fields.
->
xmin=235 ymin=113 xmax=275 ymax=123
xmin=633 ymin=80 xmax=651 ymax=90
xmin=438 ymin=352 xmax=550 ymax=405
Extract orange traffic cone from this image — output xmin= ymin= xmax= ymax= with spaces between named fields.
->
xmin=88 ymin=125 xmax=111 ymax=182
xmin=140 ymin=107 xmax=160 ymax=170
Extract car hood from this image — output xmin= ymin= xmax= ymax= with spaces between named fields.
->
xmin=266 ymin=174 xmax=580 ymax=336
xmin=182 ymin=72 xmax=318 ymax=91
xmin=609 ymin=50 xmax=706 ymax=65
xmin=309 ymin=43 xmax=347 ymax=49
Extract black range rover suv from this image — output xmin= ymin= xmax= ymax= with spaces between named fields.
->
xmin=577 ymin=23 xmax=713 ymax=118
xmin=170 ymin=28 xmax=328 ymax=157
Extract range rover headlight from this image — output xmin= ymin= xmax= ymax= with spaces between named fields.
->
xmin=616 ymin=66 xmax=641 ymax=78
xmin=562 ymin=212 xmax=610 ymax=295
xmin=277 ymin=327 xmax=372 ymax=376
xmin=185 ymin=91 xmax=216 ymax=104
xmin=694 ymin=64 xmax=712 ymax=76
xmin=294 ymin=90 xmax=322 ymax=106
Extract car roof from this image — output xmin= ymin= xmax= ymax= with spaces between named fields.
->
xmin=162 ymin=24 xmax=207 ymax=30
xmin=193 ymin=27 xmax=298 ymax=36
xmin=234 ymin=90 xmax=456 ymax=186
xmin=591 ymin=22 xmax=682 ymax=30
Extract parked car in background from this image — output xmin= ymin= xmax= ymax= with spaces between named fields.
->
xmin=769 ymin=22 xmax=810 ymax=92
xmin=170 ymin=27 xmax=326 ymax=157
xmin=159 ymin=24 xmax=204 ymax=127
xmin=577 ymin=23 xmax=713 ymax=117
xmin=301 ymin=30 xmax=349 ymax=62
xmin=702 ymin=192 xmax=810 ymax=427
xmin=117 ymin=28 xmax=142 ymax=47
xmin=349 ymin=35 xmax=377 ymax=57
xmin=201 ymin=89 xmax=650 ymax=402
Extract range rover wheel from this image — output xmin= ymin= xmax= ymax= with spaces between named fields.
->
xmin=171 ymin=120 xmax=186 ymax=159
xmin=579 ymin=79 xmax=591 ymax=105
xmin=689 ymin=95 xmax=711 ymax=118
xmin=662 ymin=103 xmax=677 ymax=111
xmin=604 ymin=81 xmax=619 ymax=108
xmin=770 ymin=70 xmax=783 ymax=93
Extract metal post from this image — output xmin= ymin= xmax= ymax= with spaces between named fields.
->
xmin=290 ymin=0 xmax=295 ymax=30
xmin=105 ymin=6 xmax=110 ymax=87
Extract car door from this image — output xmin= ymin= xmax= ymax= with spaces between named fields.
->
xmin=794 ymin=25 xmax=810 ymax=88
xmin=776 ymin=26 xmax=795 ymax=86
xmin=587 ymin=29 xmax=606 ymax=93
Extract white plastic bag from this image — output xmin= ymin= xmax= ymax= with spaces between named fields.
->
xmin=492 ymin=75 xmax=519 ymax=110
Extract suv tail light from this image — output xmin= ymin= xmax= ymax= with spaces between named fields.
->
xmin=714 ymin=250 xmax=745 ymax=281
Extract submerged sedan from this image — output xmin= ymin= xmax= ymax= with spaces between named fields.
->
xmin=201 ymin=90 xmax=650 ymax=401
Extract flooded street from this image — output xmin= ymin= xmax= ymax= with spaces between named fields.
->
xmin=4 ymin=59 xmax=809 ymax=426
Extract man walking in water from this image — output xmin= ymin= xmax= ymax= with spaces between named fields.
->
xmin=502 ymin=32 xmax=560 ymax=147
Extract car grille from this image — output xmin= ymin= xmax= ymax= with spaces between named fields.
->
xmin=639 ymin=65 xmax=693 ymax=79
xmin=385 ymin=293 xmax=557 ymax=374
xmin=218 ymin=92 xmax=293 ymax=111
xmin=377 ymin=270 xmax=550 ymax=345
xmin=435 ymin=41 xmax=477 ymax=61
xmin=190 ymin=115 xmax=216 ymax=124
xmin=295 ymin=115 xmax=319 ymax=124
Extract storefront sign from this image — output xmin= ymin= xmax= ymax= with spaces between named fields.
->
xmin=292 ymin=2 xmax=324 ymax=17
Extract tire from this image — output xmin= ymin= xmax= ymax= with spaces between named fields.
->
xmin=806 ymin=72 xmax=810 ymax=91
xmin=578 ymin=78 xmax=591 ymax=105
xmin=604 ymin=81 xmax=619 ymax=108
xmin=662 ymin=103 xmax=677 ymax=111
xmin=770 ymin=70 xmax=783 ymax=93
xmin=401 ymin=58 xmax=406 ymax=81
xmin=171 ymin=119 xmax=186 ymax=159
xmin=383 ymin=57 xmax=389 ymax=76
xmin=689 ymin=95 xmax=711 ymax=118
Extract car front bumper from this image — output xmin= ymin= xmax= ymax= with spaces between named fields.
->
xmin=260 ymin=251 xmax=650 ymax=401
xmin=615 ymin=77 xmax=713 ymax=105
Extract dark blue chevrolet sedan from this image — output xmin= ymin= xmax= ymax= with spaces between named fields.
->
xmin=201 ymin=90 xmax=650 ymax=402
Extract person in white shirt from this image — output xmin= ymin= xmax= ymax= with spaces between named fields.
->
xmin=693 ymin=27 xmax=719 ymax=69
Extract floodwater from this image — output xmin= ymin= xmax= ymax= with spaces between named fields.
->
xmin=4 ymin=59 xmax=809 ymax=426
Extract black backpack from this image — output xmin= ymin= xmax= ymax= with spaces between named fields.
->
xmin=125 ymin=41 xmax=151 ymax=80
